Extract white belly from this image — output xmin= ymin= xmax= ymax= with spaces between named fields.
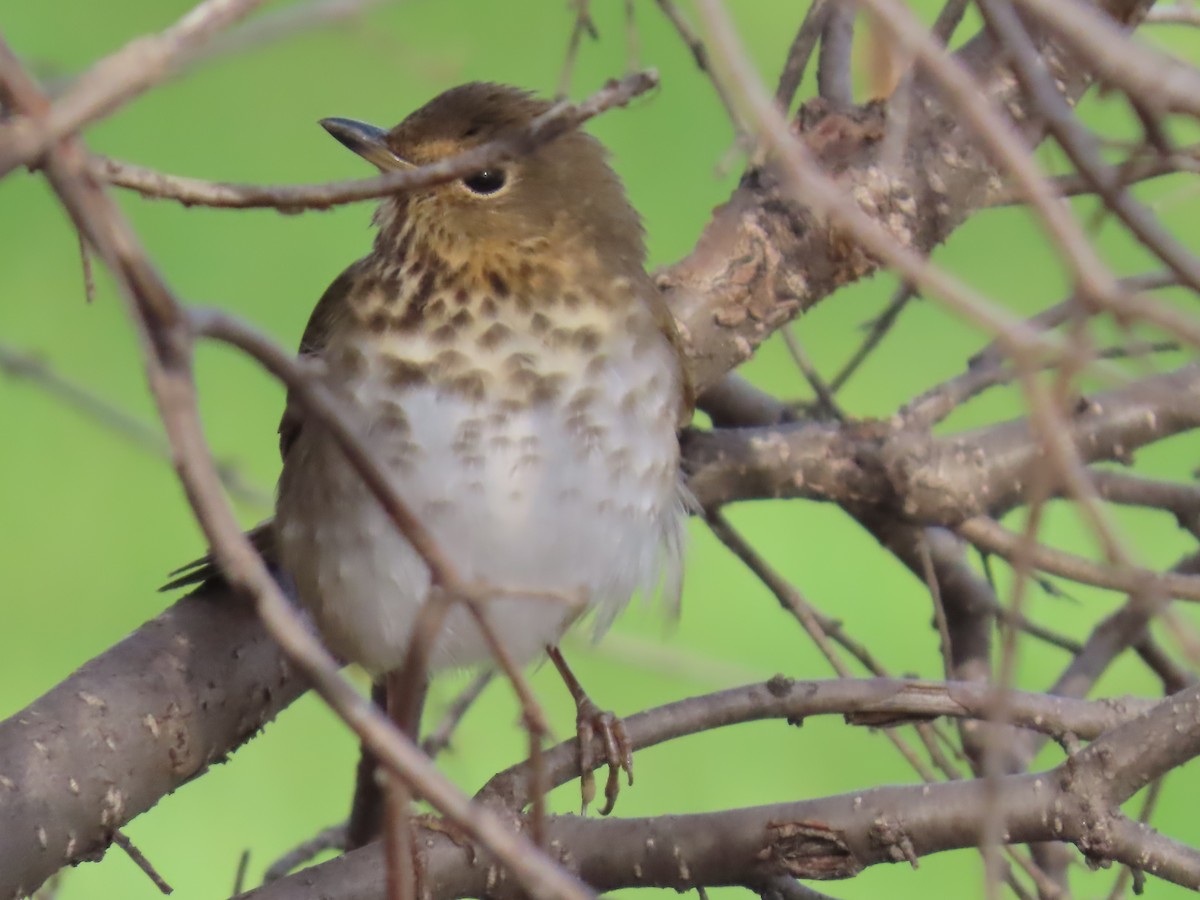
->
xmin=275 ymin=326 xmax=685 ymax=673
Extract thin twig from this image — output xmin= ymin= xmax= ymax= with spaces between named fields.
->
xmin=89 ymin=72 xmax=658 ymax=211
xmin=233 ymin=849 xmax=251 ymax=895
xmin=931 ymin=0 xmax=971 ymax=43
xmin=558 ymin=0 xmax=598 ymax=98
xmin=196 ymin=0 xmax=387 ymax=66
xmin=706 ymin=510 xmax=940 ymax=783
xmin=422 ymin=670 xmax=494 ymax=757
xmin=265 ymin=668 xmax=497 ymax=883
xmin=0 ymin=339 xmax=270 ymax=506
xmin=1014 ymin=0 xmax=1200 ymax=119
xmin=653 ymin=0 xmax=745 ymax=135
xmin=828 ymin=283 xmax=917 ymax=393
xmin=113 ymin=830 xmax=173 ymax=895
xmin=816 ymin=3 xmax=855 ymax=107
xmin=958 ymin=517 xmax=1200 ymax=602
xmin=623 ymin=0 xmax=641 ymax=74
xmin=980 ymin=452 xmax=1055 ymax=899
xmin=76 ymin=230 xmax=95 ymax=303
xmin=263 ymin=825 xmax=347 ymax=883
xmin=900 ymin=272 xmax=1181 ymax=429
xmin=977 ymin=0 xmax=1200 ymax=299
xmin=917 ymin=533 xmax=955 ymax=683
xmin=0 ymin=0 xmax=275 ymax=178
xmin=1107 ymin=776 xmax=1165 ymax=899
xmin=774 ymin=0 xmax=832 ymax=110
xmin=987 ymin=145 xmax=1200 ymax=207
xmin=781 ymin=325 xmax=844 ymax=419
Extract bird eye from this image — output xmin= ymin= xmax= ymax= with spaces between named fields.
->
xmin=462 ymin=169 xmax=507 ymax=196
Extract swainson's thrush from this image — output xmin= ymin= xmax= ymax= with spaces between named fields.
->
xmin=275 ymin=83 xmax=689 ymax=678
xmin=169 ymin=85 xmax=688 ymax=820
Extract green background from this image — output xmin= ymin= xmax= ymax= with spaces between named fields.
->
xmin=2 ymin=1 xmax=1199 ymax=897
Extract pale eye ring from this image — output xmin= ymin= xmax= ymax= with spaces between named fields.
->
xmin=462 ymin=169 xmax=507 ymax=196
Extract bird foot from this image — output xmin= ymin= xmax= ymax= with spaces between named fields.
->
xmin=574 ymin=695 xmax=633 ymax=816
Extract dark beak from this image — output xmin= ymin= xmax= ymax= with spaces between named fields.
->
xmin=319 ymin=117 xmax=412 ymax=171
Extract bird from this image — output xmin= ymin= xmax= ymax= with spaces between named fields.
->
xmin=169 ymin=81 xmax=690 ymax=843
xmin=284 ymin=84 xmax=689 ymax=668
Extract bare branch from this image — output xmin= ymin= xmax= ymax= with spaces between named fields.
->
xmin=253 ymin=684 xmax=1200 ymax=898
xmin=957 ymin=517 xmax=1200 ymax=601
xmin=816 ymin=3 xmax=855 ymax=108
xmin=0 ymin=0 xmax=273 ymax=177
xmin=774 ymin=0 xmax=832 ymax=110
xmin=1016 ymin=0 xmax=1200 ymax=118
xmin=653 ymin=0 xmax=745 ymax=134
xmin=112 ymin=831 xmax=173 ymax=896
xmin=0 ymin=590 xmax=305 ymax=898
xmin=685 ymin=364 xmax=1200 ymax=521
xmin=478 ymin=676 xmax=1153 ymax=811
xmin=976 ymin=0 xmax=1200 ymax=295
xmin=987 ymin=144 xmax=1200 ymax=207
xmin=88 ymin=72 xmax=658 ymax=211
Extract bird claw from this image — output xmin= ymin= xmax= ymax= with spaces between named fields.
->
xmin=575 ymin=697 xmax=633 ymax=816
xmin=546 ymin=645 xmax=634 ymax=816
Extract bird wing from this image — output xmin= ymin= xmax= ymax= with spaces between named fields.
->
xmin=159 ymin=519 xmax=277 ymax=592
xmin=278 ymin=255 xmax=371 ymax=459
xmin=161 ymin=257 xmax=372 ymax=593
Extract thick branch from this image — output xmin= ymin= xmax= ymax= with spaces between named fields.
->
xmin=0 ymin=590 xmax=302 ymax=899
xmin=685 ymin=363 xmax=1200 ymax=523
xmin=666 ymin=0 xmax=1156 ymax=393
xmin=243 ymin=685 xmax=1200 ymax=899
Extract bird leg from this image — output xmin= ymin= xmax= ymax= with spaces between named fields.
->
xmin=344 ymin=678 xmax=389 ymax=849
xmin=382 ymin=669 xmax=428 ymax=900
xmin=546 ymin=645 xmax=633 ymax=815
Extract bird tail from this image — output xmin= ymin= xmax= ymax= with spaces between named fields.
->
xmin=160 ymin=520 xmax=277 ymax=592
